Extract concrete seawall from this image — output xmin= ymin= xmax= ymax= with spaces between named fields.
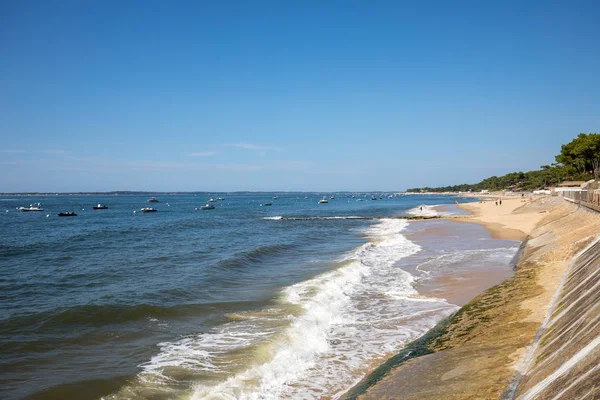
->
xmin=509 ymin=236 xmax=600 ymax=399
xmin=344 ymin=197 xmax=600 ymax=399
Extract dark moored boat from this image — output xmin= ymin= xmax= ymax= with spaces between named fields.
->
xmin=58 ymin=212 xmax=77 ymax=217
xmin=141 ymin=207 xmax=157 ymax=213
xmin=93 ymin=204 xmax=108 ymax=210
xmin=147 ymin=197 xmax=159 ymax=203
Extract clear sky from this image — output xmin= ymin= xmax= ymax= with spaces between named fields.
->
xmin=1 ymin=1 xmax=599 ymax=192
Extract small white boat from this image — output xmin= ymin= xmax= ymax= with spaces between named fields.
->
xmin=216 ymin=197 xmax=225 ymax=201
xmin=140 ymin=207 xmax=157 ymax=213
xmin=388 ymin=195 xmax=393 ymax=199
xmin=200 ymin=204 xmax=215 ymax=210
xmin=273 ymin=196 xmax=278 ymax=200
xmin=330 ymin=195 xmax=335 ymax=199
xmin=208 ymin=198 xmax=215 ymax=203
xmin=147 ymin=197 xmax=159 ymax=203
xmin=93 ymin=204 xmax=108 ymax=210
xmin=319 ymin=197 xmax=328 ymax=204
xmin=371 ymin=196 xmax=377 ymax=200
xmin=19 ymin=203 xmax=44 ymax=212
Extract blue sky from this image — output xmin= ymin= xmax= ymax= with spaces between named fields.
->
xmin=1 ymin=1 xmax=599 ymax=192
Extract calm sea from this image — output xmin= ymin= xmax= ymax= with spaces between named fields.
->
xmin=0 ymin=193 xmax=516 ymax=399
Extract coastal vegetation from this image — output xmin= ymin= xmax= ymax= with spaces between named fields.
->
xmin=407 ymin=133 xmax=599 ymax=192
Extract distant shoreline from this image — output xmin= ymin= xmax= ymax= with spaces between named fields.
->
xmin=2 ymin=191 xmax=407 ymax=196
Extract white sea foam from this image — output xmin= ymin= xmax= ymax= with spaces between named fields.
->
xmin=416 ymin=247 xmax=518 ymax=271
xmin=175 ymin=219 xmax=459 ymax=399
xmin=125 ymin=220 xmax=461 ymax=399
xmin=407 ymin=204 xmax=442 ymax=216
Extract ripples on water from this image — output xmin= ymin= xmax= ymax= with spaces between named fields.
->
xmin=0 ymin=193 xmax=508 ymax=399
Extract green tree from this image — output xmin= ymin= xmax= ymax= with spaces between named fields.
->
xmin=406 ymin=133 xmax=599 ymax=193
xmin=555 ymin=133 xmax=600 ymax=180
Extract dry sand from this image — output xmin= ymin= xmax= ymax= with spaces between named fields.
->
xmin=455 ymin=197 xmax=544 ymax=240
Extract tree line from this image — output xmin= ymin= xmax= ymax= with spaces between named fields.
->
xmin=407 ymin=133 xmax=600 ymax=193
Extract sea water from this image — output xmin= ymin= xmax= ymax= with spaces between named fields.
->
xmin=0 ymin=193 xmax=517 ymax=399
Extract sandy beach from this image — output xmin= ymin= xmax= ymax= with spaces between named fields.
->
xmin=402 ymin=219 xmax=517 ymax=306
xmin=344 ymin=196 xmax=600 ymax=399
xmin=455 ymin=197 xmax=543 ymax=240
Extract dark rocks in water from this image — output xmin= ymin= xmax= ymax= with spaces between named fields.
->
xmin=399 ymin=215 xmax=442 ymax=220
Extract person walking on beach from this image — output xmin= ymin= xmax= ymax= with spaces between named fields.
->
xmin=499 ymin=199 xmax=502 ymax=206
xmin=495 ymin=201 xmax=498 ymax=206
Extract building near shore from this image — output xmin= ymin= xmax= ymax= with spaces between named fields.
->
xmin=551 ymin=180 xmax=586 ymax=196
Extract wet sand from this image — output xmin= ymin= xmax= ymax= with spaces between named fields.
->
xmin=401 ymin=219 xmax=517 ymax=306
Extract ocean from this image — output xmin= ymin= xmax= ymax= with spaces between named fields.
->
xmin=0 ymin=193 xmax=519 ymax=399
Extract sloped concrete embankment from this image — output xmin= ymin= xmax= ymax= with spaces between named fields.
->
xmin=509 ymin=236 xmax=600 ymax=399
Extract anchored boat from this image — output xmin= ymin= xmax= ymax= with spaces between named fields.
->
xmin=19 ymin=203 xmax=44 ymax=212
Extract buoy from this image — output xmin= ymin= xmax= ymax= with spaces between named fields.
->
xmin=194 ymin=208 xmax=198 ymax=211
xmin=133 ymin=210 xmax=136 ymax=214
xmin=46 ymin=214 xmax=50 ymax=217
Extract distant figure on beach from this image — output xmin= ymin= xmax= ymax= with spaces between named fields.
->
xmin=500 ymin=199 xmax=502 ymax=205
xmin=455 ymin=200 xmax=458 ymax=205
xmin=495 ymin=201 xmax=498 ymax=206
xmin=420 ymin=206 xmax=423 ymax=212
